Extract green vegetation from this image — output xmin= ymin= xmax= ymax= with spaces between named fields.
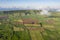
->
xmin=0 ymin=10 xmax=60 ymax=40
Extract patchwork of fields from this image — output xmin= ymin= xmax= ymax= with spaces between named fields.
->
xmin=0 ymin=10 xmax=60 ymax=40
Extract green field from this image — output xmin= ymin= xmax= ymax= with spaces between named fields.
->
xmin=0 ymin=10 xmax=60 ymax=40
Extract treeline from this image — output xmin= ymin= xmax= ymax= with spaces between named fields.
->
xmin=0 ymin=10 xmax=42 ymax=15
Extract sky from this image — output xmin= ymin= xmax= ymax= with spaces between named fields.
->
xmin=0 ymin=0 xmax=60 ymax=9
